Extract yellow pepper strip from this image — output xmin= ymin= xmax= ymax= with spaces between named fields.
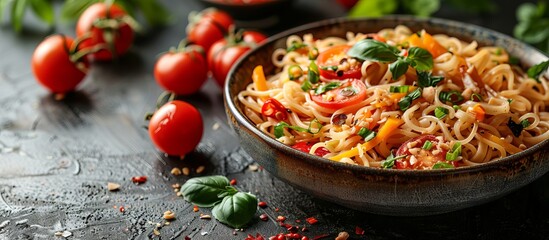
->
xmin=329 ymin=117 xmax=404 ymax=161
xmin=481 ymin=133 xmax=522 ymax=154
xmin=253 ymin=65 xmax=268 ymax=92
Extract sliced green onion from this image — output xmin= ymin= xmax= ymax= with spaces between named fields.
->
xmin=381 ymin=152 xmax=407 ymax=169
xmin=470 ymin=93 xmax=483 ymax=102
xmin=398 ymin=88 xmax=422 ymax=111
xmin=432 ymin=162 xmax=454 ymax=169
xmin=288 ymin=65 xmax=303 ymax=80
xmin=439 ymin=90 xmax=464 ymax=104
xmin=434 ymin=107 xmax=449 ymax=119
xmin=308 ymin=47 xmax=319 ymax=60
xmin=422 ymin=140 xmax=433 ymax=150
xmin=445 ymin=142 xmax=462 ymax=161
xmin=301 ymin=79 xmax=312 ymax=91
xmin=320 ymin=65 xmax=338 ymax=71
xmin=389 ymin=85 xmax=410 ymax=93
xmin=274 ymin=119 xmax=323 ymax=138
xmin=308 ymin=61 xmax=320 ymax=84
xmin=287 ymin=42 xmax=307 ymax=52
xmin=358 ymin=127 xmax=376 ymax=142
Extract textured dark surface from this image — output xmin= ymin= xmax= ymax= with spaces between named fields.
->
xmin=1 ymin=0 xmax=549 ymax=240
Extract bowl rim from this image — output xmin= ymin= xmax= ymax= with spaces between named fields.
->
xmin=224 ymin=15 xmax=549 ymax=177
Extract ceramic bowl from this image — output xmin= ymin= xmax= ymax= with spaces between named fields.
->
xmin=198 ymin=0 xmax=293 ymax=21
xmin=224 ymin=16 xmax=549 ymax=216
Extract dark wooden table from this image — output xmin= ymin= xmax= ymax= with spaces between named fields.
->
xmin=1 ymin=0 xmax=549 ymax=239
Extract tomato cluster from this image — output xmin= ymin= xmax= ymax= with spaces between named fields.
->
xmin=31 ymin=2 xmax=136 ymax=97
xmin=149 ymin=8 xmax=266 ymax=156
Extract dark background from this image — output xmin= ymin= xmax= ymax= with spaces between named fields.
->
xmin=1 ymin=0 xmax=548 ymax=239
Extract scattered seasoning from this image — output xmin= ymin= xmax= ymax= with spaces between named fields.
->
xmin=170 ymin=168 xmax=182 ymax=176
xmin=107 ymin=182 xmax=120 ymax=191
xmin=164 ymin=221 xmax=170 ymax=226
xmin=335 ymin=231 xmax=349 ymax=240
xmin=193 ymin=205 xmax=199 ymax=212
xmin=287 ymin=226 xmax=298 ymax=233
xmin=0 ymin=220 xmax=9 ymax=229
xmin=196 ymin=166 xmax=205 ymax=174
xmin=275 ymin=208 xmax=280 ymax=212
xmin=131 ymin=176 xmax=147 ymax=184
xmin=248 ymin=164 xmax=259 ymax=171
xmin=212 ymin=122 xmax=220 ymax=130
xmin=182 ymin=167 xmax=190 ymax=176
xmin=258 ymin=201 xmax=268 ymax=208
xmin=259 ymin=214 xmax=269 ymax=221
xmin=153 ymin=228 xmax=160 ymax=236
xmin=199 ymin=214 xmax=211 ymax=219
xmin=163 ymin=210 xmax=175 ymax=220
xmin=305 ymin=217 xmax=318 ymax=225
xmin=312 ymin=234 xmax=330 ymax=240
xmin=171 ymin=183 xmax=181 ymax=189
xmin=230 ymin=179 xmax=237 ymax=185
xmin=276 ymin=216 xmax=287 ymax=222
xmin=295 ymin=219 xmax=301 ymax=223
xmin=119 ymin=206 xmax=125 ymax=213
xmin=54 ymin=231 xmax=63 ymax=236
xmin=184 ymin=236 xmax=191 ymax=240
xmin=355 ymin=226 xmax=365 ymax=235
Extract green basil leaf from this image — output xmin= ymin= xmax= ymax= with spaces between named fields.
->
xmin=348 ymin=0 xmax=398 ymax=17
xmin=180 ymin=175 xmax=230 ymax=207
xmin=432 ymin=162 xmax=454 ymax=169
xmin=507 ymin=118 xmax=525 ymax=137
xmin=389 ymin=58 xmax=410 ymax=80
xmin=358 ymin=127 xmax=376 ymax=142
xmin=527 ymin=60 xmax=549 ymax=82
xmin=434 ymin=107 xmax=449 ymax=119
xmin=314 ymin=82 xmax=341 ymax=95
xmin=402 ymin=0 xmax=440 ymax=17
xmin=407 ymin=47 xmax=434 ymax=71
xmin=212 ymin=192 xmax=258 ymax=228
xmin=11 ymin=0 xmax=28 ymax=32
xmin=347 ymin=39 xmax=399 ymax=63
xmin=60 ymin=0 xmax=96 ymax=21
xmin=133 ymin=0 xmax=170 ymax=26
xmin=29 ymin=0 xmax=54 ymax=25
xmin=517 ymin=2 xmax=542 ymax=22
xmin=417 ymin=71 xmax=444 ymax=88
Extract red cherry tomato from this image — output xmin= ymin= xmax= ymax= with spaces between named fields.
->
xmin=317 ymin=45 xmax=362 ymax=80
xmin=394 ymin=135 xmax=455 ymax=170
xmin=76 ymin=3 xmax=134 ymax=61
xmin=311 ymin=79 xmax=367 ymax=110
xmin=154 ymin=45 xmax=208 ymax=95
xmin=32 ymin=35 xmax=87 ymax=94
xmin=261 ymin=98 xmax=288 ymax=120
xmin=292 ymin=142 xmax=330 ymax=157
xmin=148 ymin=100 xmax=203 ymax=156
xmin=187 ymin=8 xmax=234 ymax=51
xmin=208 ymin=31 xmax=267 ymax=87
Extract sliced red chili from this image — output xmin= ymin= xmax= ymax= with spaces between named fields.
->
xmin=292 ymin=142 xmax=330 ymax=157
xmin=261 ymin=98 xmax=288 ymax=121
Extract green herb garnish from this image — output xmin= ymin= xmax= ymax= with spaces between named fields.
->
xmin=398 ymin=88 xmax=422 ymax=111
xmin=358 ymin=127 xmax=376 ymax=142
xmin=381 ymin=151 xmax=407 ymax=169
xmin=389 ymin=85 xmax=410 ymax=93
xmin=445 ymin=142 xmax=462 ymax=161
xmin=439 ymin=90 xmax=464 ymax=104
xmin=417 ymin=71 xmax=444 ymax=88
xmin=288 ymin=65 xmax=303 ymax=80
xmin=274 ymin=119 xmax=322 ymax=138
xmin=434 ymin=107 xmax=449 ymax=119
xmin=526 ymin=60 xmax=549 ymax=83
xmin=422 ymin=140 xmax=433 ymax=150
xmin=471 ymin=93 xmax=484 ymax=102
xmin=315 ymin=82 xmax=341 ymax=95
xmin=432 ymin=162 xmax=455 ymax=169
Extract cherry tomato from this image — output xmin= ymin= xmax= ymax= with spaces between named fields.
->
xmin=154 ymin=45 xmax=207 ymax=95
xmin=32 ymin=35 xmax=87 ymax=94
xmin=148 ymin=100 xmax=203 ymax=156
xmin=208 ymin=30 xmax=267 ymax=87
xmin=261 ymin=98 xmax=288 ymax=120
xmin=187 ymin=8 xmax=234 ymax=52
xmin=394 ymin=135 xmax=455 ymax=170
xmin=311 ymin=79 xmax=367 ymax=110
xmin=292 ymin=142 xmax=330 ymax=157
xmin=76 ymin=2 xmax=134 ymax=61
xmin=317 ymin=45 xmax=362 ymax=80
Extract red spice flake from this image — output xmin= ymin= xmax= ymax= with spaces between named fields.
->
xmin=119 ymin=206 xmax=125 ymax=213
xmin=355 ymin=226 xmax=365 ymax=235
xmin=259 ymin=213 xmax=269 ymax=221
xmin=287 ymin=226 xmax=298 ymax=233
xmin=301 ymin=227 xmax=308 ymax=232
xmin=279 ymin=222 xmax=292 ymax=228
xmin=285 ymin=233 xmax=302 ymax=239
xmin=269 ymin=233 xmax=285 ymax=240
xmin=295 ymin=219 xmax=301 ymax=223
xmin=230 ymin=179 xmax=237 ymax=185
xmin=305 ymin=217 xmax=318 ymax=225
xmin=276 ymin=216 xmax=286 ymax=222
xmin=184 ymin=236 xmax=191 ymax=240
xmin=258 ymin=201 xmax=268 ymax=208
xmin=255 ymin=233 xmax=266 ymax=240
xmin=193 ymin=205 xmax=199 ymax=212
xmin=275 ymin=207 xmax=280 ymax=212
xmin=301 ymin=237 xmax=309 ymax=240
xmin=131 ymin=176 xmax=147 ymax=184
xmin=312 ymin=234 xmax=330 ymax=240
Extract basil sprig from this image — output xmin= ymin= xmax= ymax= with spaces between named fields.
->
xmin=181 ymin=175 xmax=258 ymax=228
xmin=274 ymin=119 xmax=322 ymax=138
xmin=527 ymin=60 xmax=549 ymax=83
xmin=348 ymin=39 xmax=434 ymax=79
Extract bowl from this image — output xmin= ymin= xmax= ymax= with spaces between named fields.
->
xmin=197 ymin=0 xmax=294 ymax=21
xmin=223 ymin=16 xmax=549 ymax=216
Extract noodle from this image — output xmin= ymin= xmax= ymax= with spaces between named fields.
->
xmin=238 ymin=26 xmax=549 ymax=170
